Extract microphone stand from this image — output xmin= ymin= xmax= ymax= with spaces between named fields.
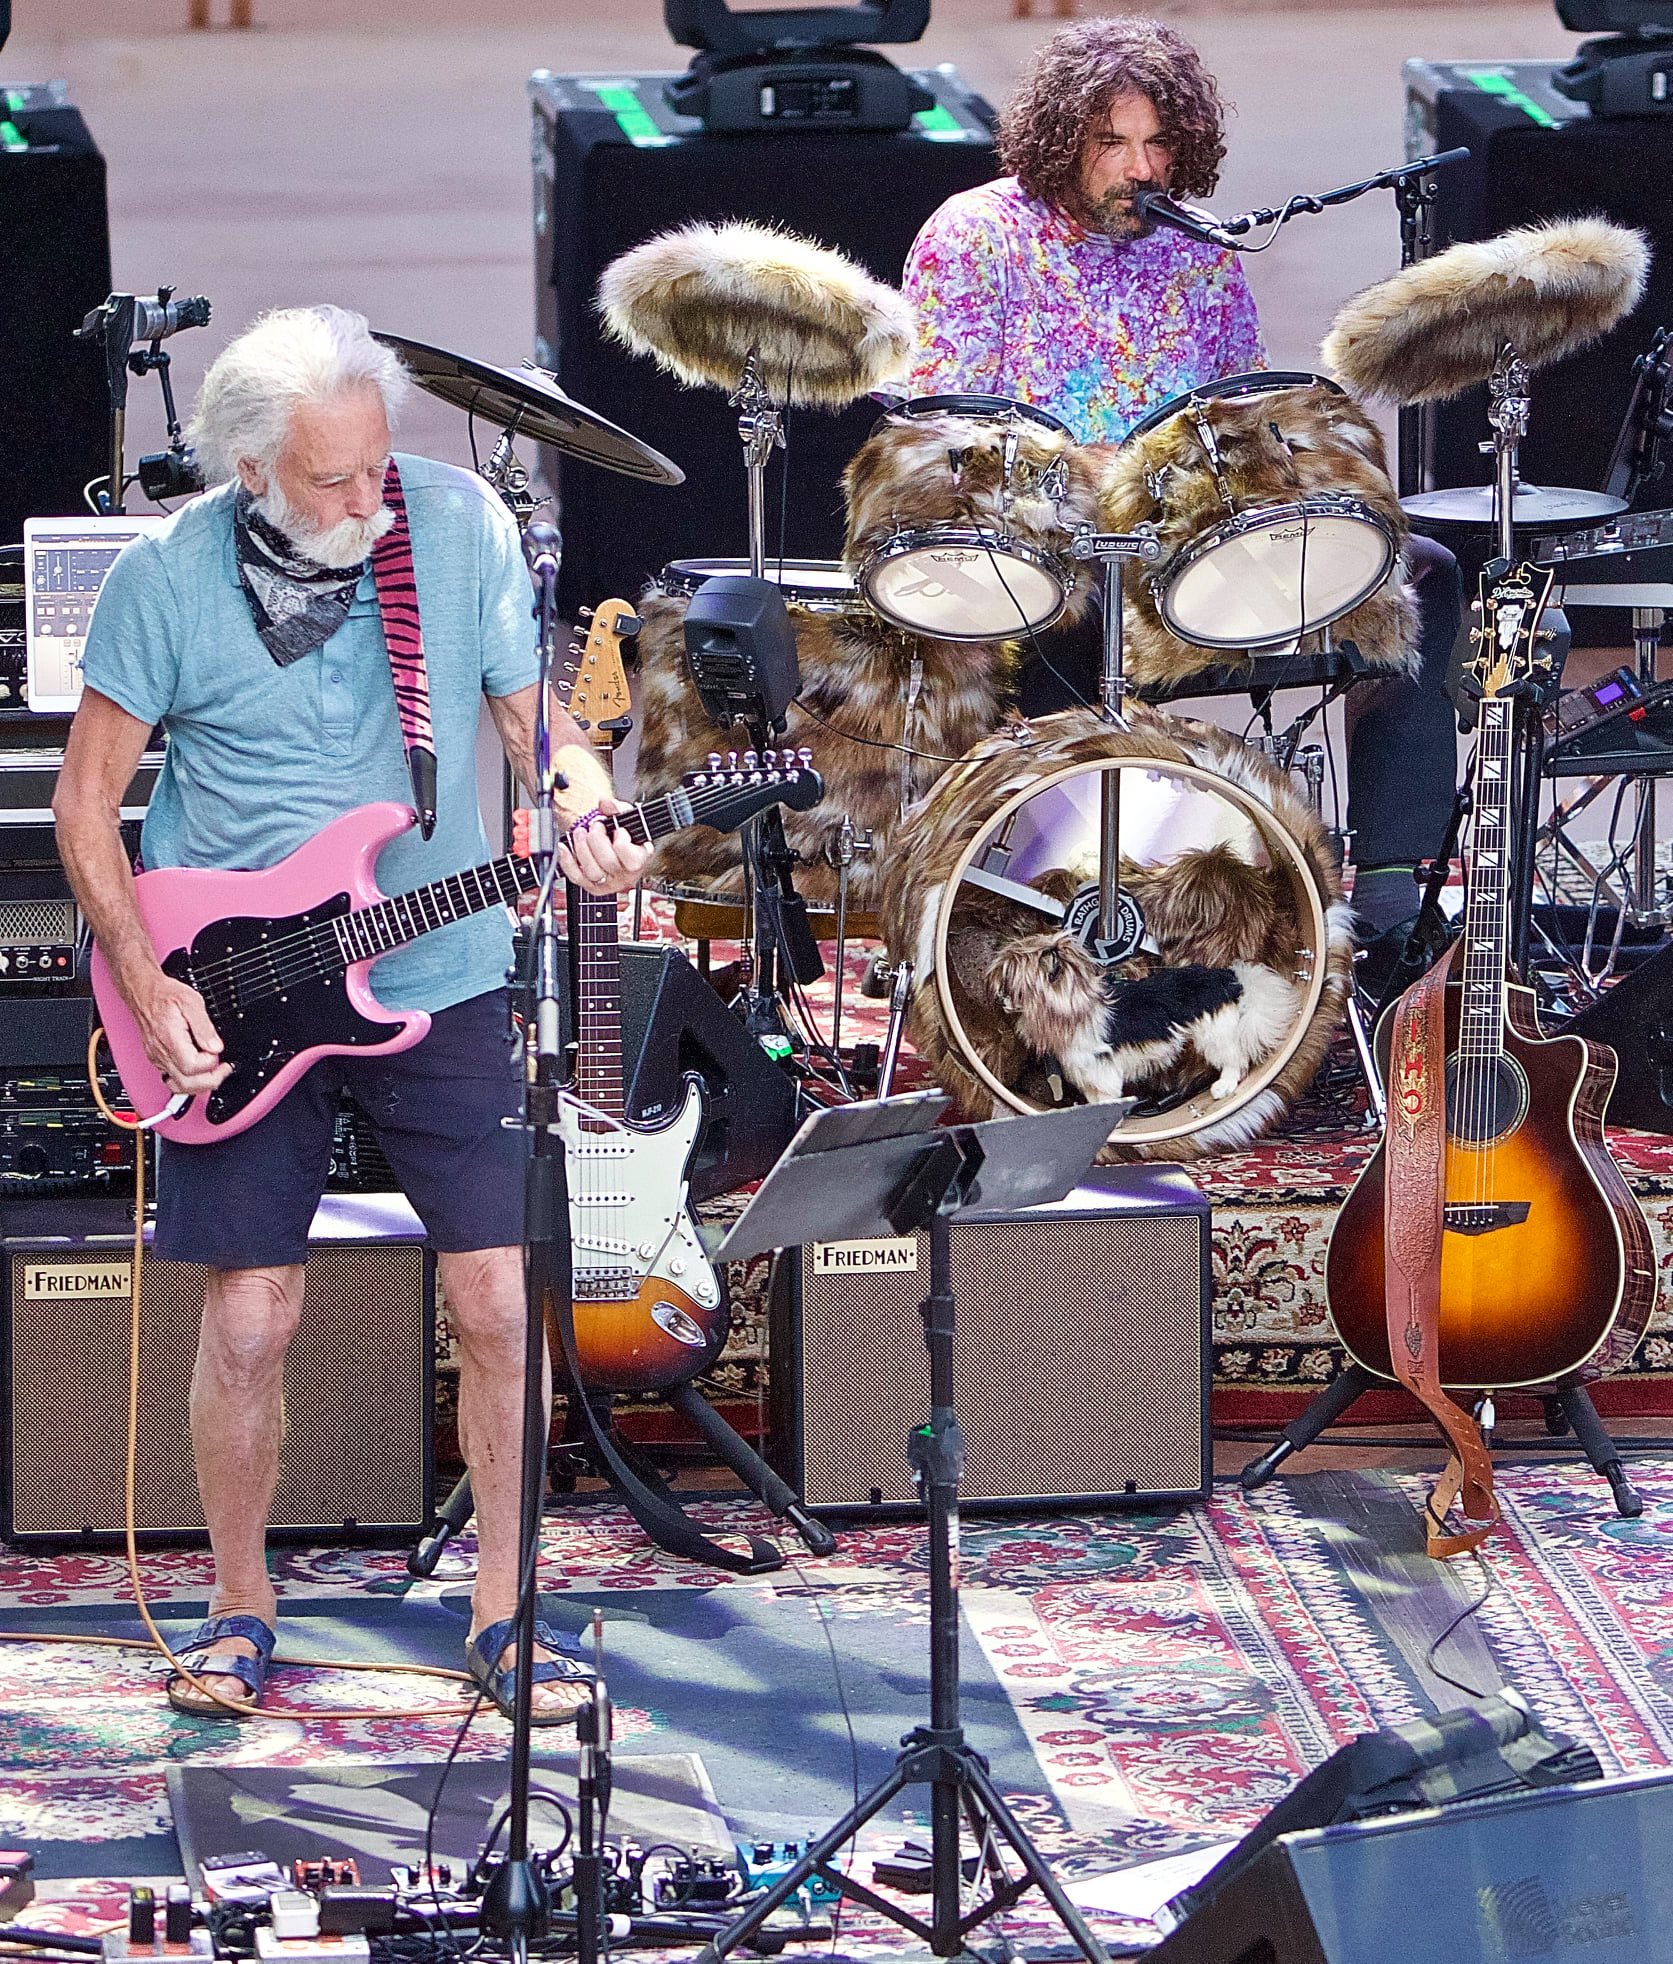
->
xmin=480 ymin=524 xmax=572 ymax=1960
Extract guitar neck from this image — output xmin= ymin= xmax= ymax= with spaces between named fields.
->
xmin=573 ymin=888 xmax=627 ymax=1120
xmin=338 ymin=788 xmax=690 ymax=965
xmin=1460 ymin=696 xmax=1515 ymax=1061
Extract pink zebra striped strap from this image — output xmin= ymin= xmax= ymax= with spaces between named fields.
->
xmin=369 ymin=460 xmax=438 ymax=840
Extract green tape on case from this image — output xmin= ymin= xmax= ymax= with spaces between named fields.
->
xmin=586 ymin=81 xmax=670 ymax=147
xmin=1465 ymin=70 xmax=1562 ymax=130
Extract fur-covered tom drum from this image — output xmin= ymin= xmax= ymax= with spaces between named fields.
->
xmin=878 ymin=707 xmax=1355 ymax=1161
xmin=1099 ymin=374 xmax=1419 ymax=692
xmin=631 ymin=557 xmax=1018 ymax=907
xmin=845 ymin=396 xmax=1103 ymax=642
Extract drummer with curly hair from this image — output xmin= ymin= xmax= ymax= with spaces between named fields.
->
xmin=903 ymin=15 xmax=1464 ymax=968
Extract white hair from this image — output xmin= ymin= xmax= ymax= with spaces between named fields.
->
xmin=188 ymin=303 xmax=413 ymax=485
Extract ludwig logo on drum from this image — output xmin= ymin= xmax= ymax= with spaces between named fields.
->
xmin=811 ymin=1237 xmax=919 ymax=1274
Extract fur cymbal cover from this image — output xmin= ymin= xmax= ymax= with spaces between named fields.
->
xmin=596 ymin=220 xmax=916 ymax=408
xmin=1321 ymin=218 xmax=1650 ymax=407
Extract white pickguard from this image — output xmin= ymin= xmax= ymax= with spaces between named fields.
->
xmin=558 ymin=1076 xmax=721 ymax=1312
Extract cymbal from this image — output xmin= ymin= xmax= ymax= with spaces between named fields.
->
xmin=1400 ymin=484 xmax=1627 ymax=529
xmin=373 ymin=331 xmax=683 ymax=487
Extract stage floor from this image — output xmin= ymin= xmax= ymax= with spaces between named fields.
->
xmin=5 ymin=1456 xmax=1672 ymax=1954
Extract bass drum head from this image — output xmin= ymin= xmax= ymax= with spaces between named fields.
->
xmin=1158 ymin=501 xmax=1395 ymax=650
xmin=861 ymin=529 xmax=1068 ymax=641
xmin=881 ymin=394 xmax=1072 ymax=438
xmin=879 ymin=708 xmax=1354 ymax=1160
xmin=660 ymin=556 xmax=859 ymax=613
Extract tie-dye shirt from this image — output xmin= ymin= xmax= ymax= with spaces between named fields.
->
xmin=903 ymin=177 xmax=1266 ymax=445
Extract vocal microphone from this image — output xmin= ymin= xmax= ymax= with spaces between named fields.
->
xmin=1131 ymin=187 xmax=1239 ymax=251
xmin=523 ymin=521 xmax=562 ymax=579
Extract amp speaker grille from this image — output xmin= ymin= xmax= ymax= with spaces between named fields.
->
xmin=4 ymin=1237 xmax=432 ymax=1540
xmin=780 ymin=1181 xmax=1209 ymax=1513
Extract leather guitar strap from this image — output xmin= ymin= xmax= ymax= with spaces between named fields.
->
xmin=1383 ymin=939 xmax=1500 ymax=1559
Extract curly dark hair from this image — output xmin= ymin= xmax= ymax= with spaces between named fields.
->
xmin=996 ymin=16 xmax=1229 ymax=223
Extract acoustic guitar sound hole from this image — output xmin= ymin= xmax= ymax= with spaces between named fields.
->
xmin=1443 ymin=1053 xmax=1528 ymax=1148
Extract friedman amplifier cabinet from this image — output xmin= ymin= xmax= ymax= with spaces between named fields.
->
xmin=1 ymin=1194 xmax=434 ymax=1543
xmin=770 ymin=1165 xmax=1211 ymax=1516
xmin=530 ymin=65 xmax=996 ymax=621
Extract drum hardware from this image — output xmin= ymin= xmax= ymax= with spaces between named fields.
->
xmin=876 ymin=958 xmax=913 ymax=1099
xmin=827 ymin=816 xmax=874 ymax=1055
xmin=731 ymin=353 xmax=786 ymax=578
xmin=1068 ymin=524 xmax=1162 ymax=954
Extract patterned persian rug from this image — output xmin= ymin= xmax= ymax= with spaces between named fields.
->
xmin=6 ymin=1462 xmax=1672 ymax=1950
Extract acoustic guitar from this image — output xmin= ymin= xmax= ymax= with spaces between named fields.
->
xmin=1326 ymin=560 xmax=1657 ymax=1392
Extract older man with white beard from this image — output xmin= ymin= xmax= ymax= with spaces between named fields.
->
xmin=54 ymin=305 xmax=646 ymax=1723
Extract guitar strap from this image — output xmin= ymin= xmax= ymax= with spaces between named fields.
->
xmin=1383 ymin=938 xmax=1500 ymax=1559
xmin=368 ymin=461 xmax=439 ymax=841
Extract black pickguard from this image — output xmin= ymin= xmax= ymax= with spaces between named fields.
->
xmin=164 ymin=893 xmax=395 ymax=1125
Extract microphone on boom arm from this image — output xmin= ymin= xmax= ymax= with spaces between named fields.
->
xmin=523 ymin=521 xmax=562 ymax=580
xmin=1131 ymin=187 xmax=1241 ymax=251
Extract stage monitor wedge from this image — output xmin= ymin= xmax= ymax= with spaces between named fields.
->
xmin=1149 ymin=1766 xmax=1673 ymax=1964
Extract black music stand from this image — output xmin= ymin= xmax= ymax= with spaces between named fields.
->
xmin=696 ymin=1091 xmax=1130 ymax=1964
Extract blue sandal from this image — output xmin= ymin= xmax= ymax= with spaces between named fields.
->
xmin=467 ymin=1617 xmax=595 ymax=1727
xmin=166 ymin=1614 xmax=276 ymax=1718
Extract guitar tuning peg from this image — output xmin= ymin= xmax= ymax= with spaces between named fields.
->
xmin=797 ymin=746 xmax=813 ymax=766
xmin=706 ymin=752 xmax=722 ymax=771
xmin=578 ymin=605 xmax=594 ymax=621
xmin=763 ymin=747 xmax=779 ymax=769
xmin=742 ymin=748 xmax=758 ymax=771
xmin=726 ymin=750 xmax=740 ymax=771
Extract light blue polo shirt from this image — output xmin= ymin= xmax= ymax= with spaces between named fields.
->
xmin=80 ymin=452 xmax=540 ymax=1013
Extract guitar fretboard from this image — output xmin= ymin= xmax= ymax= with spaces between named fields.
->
xmin=332 ymin=855 xmax=542 ymax=963
xmin=573 ymin=888 xmax=627 ymax=1125
xmin=1460 ymin=697 xmax=1513 ymax=1062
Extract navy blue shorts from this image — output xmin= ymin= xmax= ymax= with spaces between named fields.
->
xmin=155 ymin=987 xmax=526 ymax=1269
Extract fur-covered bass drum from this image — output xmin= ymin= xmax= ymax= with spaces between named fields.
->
xmin=846 ymin=396 xmax=1103 ymax=642
xmin=1098 ymin=372 xmax=1418 ymax=692
xmin=878 ymin=707 xmax=1355 ymax=1160
xmin=632 ymin=558 xmax=1016 ymax=908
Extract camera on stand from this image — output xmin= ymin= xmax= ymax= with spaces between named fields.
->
xmin=1555 ymin=0 xmax=1673 ymax=112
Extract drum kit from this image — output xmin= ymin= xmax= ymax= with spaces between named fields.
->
xmin=395 ymin=207 xmax=1652 ymax=1164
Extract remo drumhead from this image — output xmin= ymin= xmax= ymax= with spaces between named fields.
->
xmin=1157 ymin=496 xmax=1397 ymax=651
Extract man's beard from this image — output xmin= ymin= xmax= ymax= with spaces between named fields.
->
xmin=1084 ymin=179 xmax=1160 ymax=242
xmin=255 ymin=481 xmax=395 ymax=569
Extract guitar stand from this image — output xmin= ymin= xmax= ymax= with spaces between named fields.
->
xmin=407 ymin=1379 xmax=835 ymax=1582
xmin=1239 ymin=1363 xmax=1644 ymax=1519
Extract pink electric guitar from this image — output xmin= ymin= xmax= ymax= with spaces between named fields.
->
xmin=92 ymin=760 xmax=822 ymax=1145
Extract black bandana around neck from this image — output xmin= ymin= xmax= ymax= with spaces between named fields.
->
xmin=233 ymin=485 xmax=367 ymax=667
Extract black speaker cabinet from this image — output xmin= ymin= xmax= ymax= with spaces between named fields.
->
xmin=530 ymin=67 xmax=996 ymax=621
xmin=1 ymin=1195 xmax=434 ymax=1543
xmin=770 ymin=1165 xmax=1210 ymax=1515
xmin=1150 ymin=1767 xmax=1673 ymax=1964
xmin=1566 ymin=942 xmax=1673 ymax=1134
xmin=0 ymin=87 xmax=112 ymax=545
xmin=556 ymin=939 xmax=798 ymax=1201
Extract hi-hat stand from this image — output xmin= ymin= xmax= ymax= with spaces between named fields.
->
xmin=692 ymin=1093 xmax=1129 ymax=1964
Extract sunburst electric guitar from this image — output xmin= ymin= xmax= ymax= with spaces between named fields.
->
xmin=1327 ymin=560 xmax=1657 ymax=1392
xmin=553 ymin=601 xmax=808 ymax=1392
